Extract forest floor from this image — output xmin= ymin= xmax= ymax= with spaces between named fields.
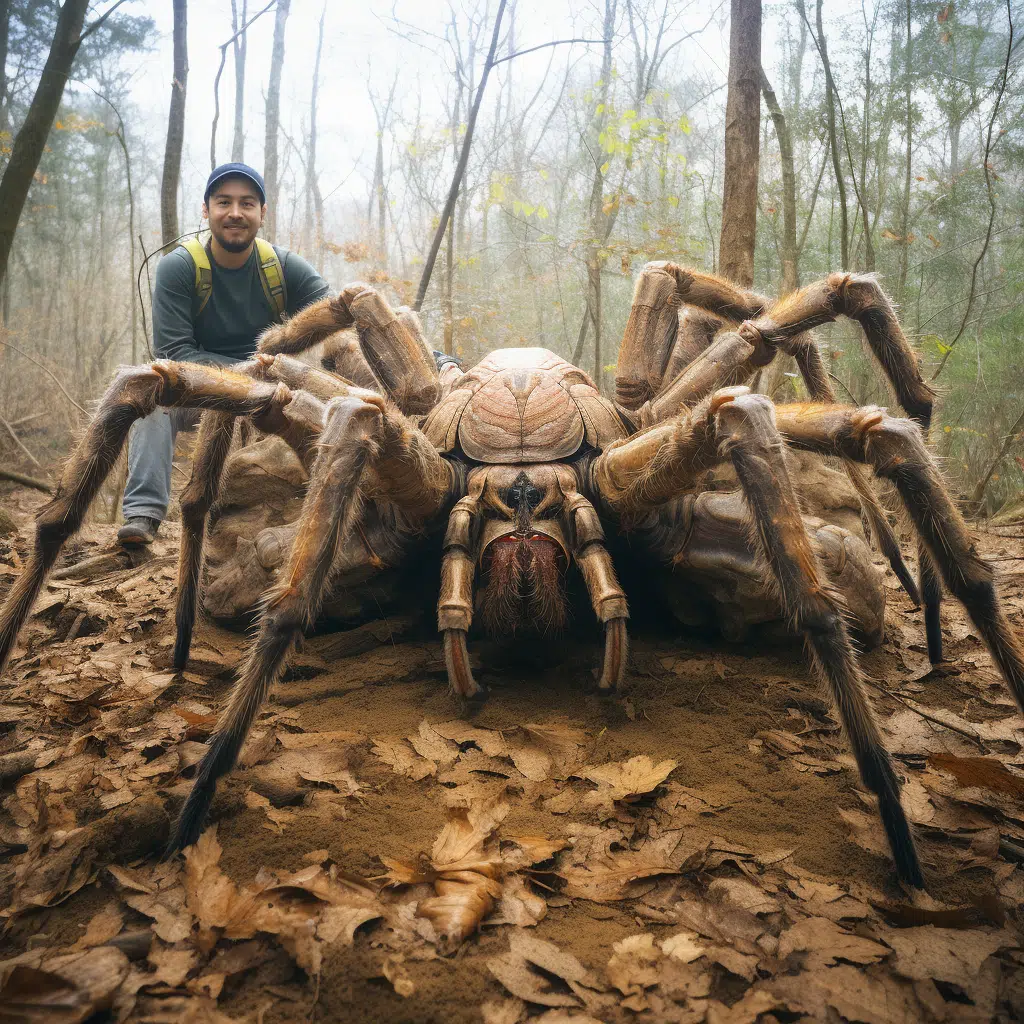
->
xmin=1 ymin=481 xmax=1024 ymax=1023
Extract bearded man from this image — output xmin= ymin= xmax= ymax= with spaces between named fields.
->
xmin=118 ymin=163 xmax=328 ymax=545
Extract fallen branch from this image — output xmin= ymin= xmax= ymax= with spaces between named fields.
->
xmin=865 ymin=678 xmax=986 ymax=750
xmin=0 ymin=414 xmax=44 ymax=470
xmin=0 ymin=465 xmax=52 ymax=492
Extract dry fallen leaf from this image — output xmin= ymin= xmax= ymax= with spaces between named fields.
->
xmin=384 ymin=792 xmax=510 ymax=953
xmin=371 ymin=738 xmax=436 ymax=781
xmin=0 ymin=946 xmax=130 ymax=1024
xmin=579 ymin=754 xmax=678 ymax=801
xmin=605 ymin=933 xmax=661 ymax=997
xmin=778 ymin=917 xmax=889 ymax=970
xmin=488 ymin=932 xmax=605 ymax=1009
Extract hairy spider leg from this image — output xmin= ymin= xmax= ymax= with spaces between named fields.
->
xmin=753 ymin=274 xmax=941 ymax=661
xmin=715 ymin=390 xmax=922 ymax=887
xmin=0 ymin=362 xmax=294 ymax=678
xmin=779 ymin=332 xmax=921 ymax=607
xmin=619 ymin=263 xmax=919 ymax=605
xmin=615 ymin=262 xmax=766 ymax=413
xmin=173 ymin=353 xmax=372 ymax=671
xmin=169 ymin=394 xmax=455 ymax=851
xmin=613 ymin=265 xmax=915 ymax=602
xmin=775 ymin=402 xmax=1024 ymax=719
xmin=173 ymin=411 xmax=237 ymax=672
xmin=592 ymin=387 xmax=923 ymax=886
xmin=661 ymin=306 xmax=729 ymax=387
xmin=259 ymin=286 xmax=441 ymax=417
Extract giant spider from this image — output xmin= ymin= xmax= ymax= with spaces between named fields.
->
xmin=2 ymin=262 xmax=1022 ymax=889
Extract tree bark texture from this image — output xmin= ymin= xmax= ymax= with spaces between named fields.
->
xmin=0 ymin=0 xmax=89 ymax=290
xmin=263 ymin=0 xmax=290 ymax=241
xmin=719 ymin=0 xmax=762 ymax=289
xmin=161 ymin=0 xmax=188 ymax=246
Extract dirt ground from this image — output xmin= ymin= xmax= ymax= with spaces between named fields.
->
xmin=1 ymin=480 xmax=1024 ymax=1023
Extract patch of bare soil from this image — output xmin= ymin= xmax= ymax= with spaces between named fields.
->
xmin=1 ymin=483 xmax=1024 ymax=1022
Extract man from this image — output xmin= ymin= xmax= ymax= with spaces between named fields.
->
xmin=119 ymin=163 xmax=329 ymax=545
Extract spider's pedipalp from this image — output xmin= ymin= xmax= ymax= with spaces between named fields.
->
xmin=439 ymin=492 xmax=484 ymax=698
xmin=562 ymin=485 xmax=629 ymax=689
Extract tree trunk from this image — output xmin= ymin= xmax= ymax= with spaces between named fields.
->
xmin=231 ymin=0 xmax=247 ymax=162
xmin=305 ymin=2 xmax=325 ymax=263
xmin=807 ymin=0 xmax=849 ymax=270
xmin=760 ymin=69 xmax=797 ymax=293
xmin=719 ymin=0 xmax=762 ymax=288
xmin=413 ymin=0 xmax=507 ymax=312
xmin=0 ymin=0 xmax=89 ymax=290
xmin=896 ymin=0 xmax=913 ymax=303
xmin=0 ymin=0 xmax=11 ymax=137
xmin=161 ymin=0 xmax=188 ymax=246
xmin=571 ymin=0 xmax=617 ymax=384
xmin=263 ymin=0 xmax=290 ymax=241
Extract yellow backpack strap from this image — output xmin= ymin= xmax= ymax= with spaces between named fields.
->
xmin=255 ymin=238 xmax=287 ymax=321
xmin=181 ymin=237 xmax=213 ymax=317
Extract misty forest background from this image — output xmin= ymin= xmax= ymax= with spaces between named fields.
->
xmin=0 ymin=0 xmax=1022 ymax=514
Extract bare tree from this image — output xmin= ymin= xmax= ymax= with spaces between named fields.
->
xmin=0 ymin=0 xmax=91 ymax=288
xmin=0 ymin=0 xmax=11 ymax=139
xmin=719 ymin=0 xmax=762 ymax=287
xmin=368 ymin=73 xmax=398 ymax=268
xmin=231 ymin=0 xmax=248 ymax=161
xmin=263 ymin=0 xmax=290 ymax=241
xmin=413 ymin=0 xmax=508 ymax=312
xmin=304 ymin=2 xmax=326 ymax=267
xmin=211 ymin=2 xmax=275 ymax=170
xmin=571 ymin=0 xmax=617 ymax=378
xmin=760 ymin=69 xmax=797 ymax=293
xmin=801 ymin=0 xmax=849 ymax=270
xmin=161 ymin=0 xmax=188 ymax=246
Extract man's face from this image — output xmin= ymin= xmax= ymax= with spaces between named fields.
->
xmin=203 ymin=177 xmax=266 ymax=253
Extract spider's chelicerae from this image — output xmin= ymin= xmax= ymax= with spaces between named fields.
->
xmin=2 ymin=261 xmax=1022 ymax=889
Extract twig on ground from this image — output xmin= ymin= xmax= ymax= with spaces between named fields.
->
xmin=864 ymin=677 xmax=987 ymax=750
xmin=0 ymin=466 xmax=52 ymax=493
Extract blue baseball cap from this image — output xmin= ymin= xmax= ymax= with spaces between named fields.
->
xmin=205 ymin=162 xmax=266 ymax=204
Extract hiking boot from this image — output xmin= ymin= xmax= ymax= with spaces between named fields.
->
xmin=117 ymin=516 xmax=160 ymax=547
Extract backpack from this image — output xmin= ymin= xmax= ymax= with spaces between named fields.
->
xmin=181 ymin=236 xmax=287 ymax=321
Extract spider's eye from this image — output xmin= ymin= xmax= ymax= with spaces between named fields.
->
xmin=504 ymin=480 xmax=543 ymax=513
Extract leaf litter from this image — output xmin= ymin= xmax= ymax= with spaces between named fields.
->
xmin=0 ymin=495 xmax=1022 ymax=1019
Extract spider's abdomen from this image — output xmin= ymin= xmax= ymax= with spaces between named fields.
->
xmin=423 ymin=347 xmax=625 ymax=463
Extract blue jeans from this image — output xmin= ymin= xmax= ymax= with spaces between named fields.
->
xmin=122 ymin=406 xmax=203 ymax=522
